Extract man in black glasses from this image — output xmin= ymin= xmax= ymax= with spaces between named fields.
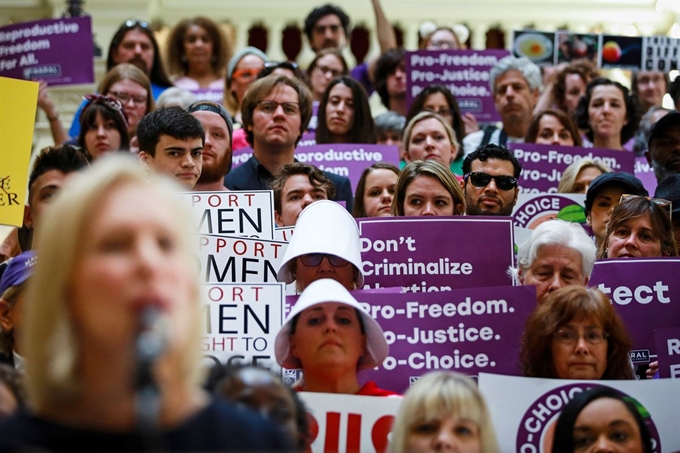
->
xmin=461 ymin=144 xmax=522 ymax=216
xmin=224 ymin=75 xmax=353 ymax=211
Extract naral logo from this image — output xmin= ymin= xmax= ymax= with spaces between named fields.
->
xmin=515 ymin=383 xmax=660 ymax=453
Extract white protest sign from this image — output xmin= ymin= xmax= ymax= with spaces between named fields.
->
xmin=479 ymin=373 xmax=680 ymax=453
xmin=200 ymin=283 xmax=284 ymax=371
xmin=180 ymin=191 xmax=275 ymax=239
xmin=198 ymin=234 xmax=287 ymax=284
xmin=274 ymin=226 xmax=294 ymax=242
xmin=298 ymin=392 xmax=402 ymax=453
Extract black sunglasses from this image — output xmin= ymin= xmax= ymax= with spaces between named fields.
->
xmin=299 ymin=253 xmax=349 ymax=267
xmin=465 ymin=172 xmax=518 ymax=191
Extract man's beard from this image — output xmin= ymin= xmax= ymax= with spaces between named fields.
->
xmin=652 ymin=159 xmax=680 ymax=184
xmin=464 ymin=194 xmax=514 ymax=216
xmin=198 ymin=153 xmax=232 ymax=185
xmin=127 ymin=55 xmax=150 ymax=75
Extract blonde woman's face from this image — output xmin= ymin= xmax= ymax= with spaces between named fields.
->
xmin=407 ymin=415 xmax=482 ymax=453
xmin=70 ymin=184 xmax=196 ymax=356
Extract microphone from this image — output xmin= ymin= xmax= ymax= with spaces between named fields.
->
xmin=134 ymin=305 xmax=169 ymax=451
xmin=136 ymin=305 xmax=168 ymax=363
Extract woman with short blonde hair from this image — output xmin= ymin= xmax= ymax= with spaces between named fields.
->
xmin=389 ymin=371 xmax=499 ymax=453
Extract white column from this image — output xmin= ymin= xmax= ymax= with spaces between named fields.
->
xmin=268 ymin=21 xmax=285 ymax=61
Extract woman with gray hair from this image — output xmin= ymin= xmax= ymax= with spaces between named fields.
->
xmin=0 ymin=155 xmax=290 ymax=451
xmin=512 ymin=219 xmax=596 ymax=304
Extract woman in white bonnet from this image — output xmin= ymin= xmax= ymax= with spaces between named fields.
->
xmin=277 ymin=200 xmax=365 ymax=293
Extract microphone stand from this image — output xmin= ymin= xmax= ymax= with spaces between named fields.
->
xmin=135 ymin=306 xmax=167 ymax=452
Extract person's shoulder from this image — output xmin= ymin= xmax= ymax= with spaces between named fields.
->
xmin=462 ymin=129 xmax=485 ymax=155
xmin=171 ymin=399 xmax=292 ymax=451
xmin=223 ymin=157 xmax=257 ymax=189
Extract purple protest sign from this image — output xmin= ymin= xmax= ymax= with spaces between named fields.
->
xmin=655 ymin=327 xmax=680 ymax=379
xmin=307 ymin=101 xmax=319 ymax=132
xmin=590 ymin=258 xmax=680 ymax=364
xmin=512 ymin=193 xmax=586 ymax=229
xmin=509 ymin=143 xmax=635 ymax=194
xmin=0 ymin=17 xmax=93 ymax=86
xmin=405 ymin=49 xmax=510 ymax=122
xmin=358 ymin=217 xmax=515 ymax=292
xmin=293 ymin=144 xmax=400 ymax=192
xmin=357 ymin=286 xmax=536 ymax=393
xmin=190 ymin=88 xmax=224 ymax=103
xmin=635 ymin=156 xmax=658 ymax=196
xmin=231 ymin=133 xmax=319 ymax=171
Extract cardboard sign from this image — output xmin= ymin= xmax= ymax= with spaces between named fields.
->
xmin=298 ymin=392 xmax=402 ymax=453
xmin=589 ymin=258 xmax=680 ymax=364
xmin=509 ymin=143 xmax=635 ymax=194
xmin=200 ymin=283 xmax=284 ymax=371
xmin=512 ymin=193 xmax=586 ymax=230
xmin=0 ymin=17 xmax=93 ymax=85
xmin=358 ymin=217 xmax=515 ymax=292
xmin=0 ymin=77 xmax=38 ymax=226
xmin=198 ymin=234 xmax=287 ymax=284
xmin=405 ymin=49 xmax=510 ymax=122
xmin=479 ymin=373 xmax=680 ymax=452
xmin=353 ymin=286 xmax=536 ymax=393
xmin=655 ymin=327 xmax=680 ymax=379
xmin=181 ymin=191 xmax=275 ymax=239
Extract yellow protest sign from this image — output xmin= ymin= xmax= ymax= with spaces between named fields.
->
xmin=0 ymin=76 xmax=38 ymax=227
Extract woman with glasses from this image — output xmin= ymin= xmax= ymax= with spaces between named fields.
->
xmin=224 ymin=47 xmax=268 ymax=123
xmin=525 ymin=109 xmax=583 ymax=147
xmin=76 ymin=95 xmax=130 ymax=161
xmin=166 ymin=17 xmax=229 ymax=92
xmin=520 ymin=285 xmax=635 ymax=380
xmin=67 ymin=64 xmax=154 ymax=146
xmin=306 ymin=49 xmax=349 ymax=103
xmin=597 ymin=195 xmax=677 ymax=259
xmin=575 ymin=78 xmax=639 ymax=151
xmin=392 ymin=160 xmax=466 ymax=217
xmin=315 ymin=76 xmax=376 ymax=145
xmin=406 ymin=85 xmax=466 ymax=173
xmin=277 ymin=201 xmax=365 ymax=293
xmin=274 ymin=278 xmax=395 ymax=396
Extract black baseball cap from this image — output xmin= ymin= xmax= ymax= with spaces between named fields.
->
xmin=648 ymin=111 xmax=680 ymax=149
xmin=654 ymin=173 xmax=680 ymax=218
xmin=585 ymin=172 xmax=648 ymax=215
xmin=187 ymin=101 xmax=233 ymax=140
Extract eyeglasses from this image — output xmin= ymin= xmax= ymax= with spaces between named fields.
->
xmin=464 ymin=172 xmax=518 ymax=191
xmin=314 ymin=65 xmax=343 ymax=78
xmin=231 ymin=68 xmax=261 ymax=81
xmin=428 ymin=39 xmax=459 ymax=49
xmin=256 ymin=100 xmax=300 ymax=116
xmin=425 ymin=107 xmax=452 ymax=117
xmin=553 ymin=328 xmax=609 ymax=345
xmin=299 ymin=253 xmax=349 ymax=267
xmin=620 ymin=194 xmax=672 ymax=221
xmin=108 ymin=91 xmax=147 ymax=106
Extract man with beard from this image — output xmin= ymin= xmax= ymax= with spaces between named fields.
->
xmin=646 ymin=112 xmax=680 ymax=183
xmin=224 ymin=75 xmax=353 ymax=212
xmin=463 ymin=56 xmax=541 ymax=155
xmin=461 ymin=144 xmax=521 ymax=216
xmin=188 ymin=101 xmax=233 ymax=191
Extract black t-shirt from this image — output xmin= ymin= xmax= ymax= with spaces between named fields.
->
xmin=0 ymin=398 xmax=292 ymax=452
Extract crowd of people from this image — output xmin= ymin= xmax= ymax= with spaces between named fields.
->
xmin=1 ymin=2 xmax=679 ymax=451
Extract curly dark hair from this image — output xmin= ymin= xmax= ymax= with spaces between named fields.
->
xmin=304 ymin=4 xmax=351 ymax=43
xmin=166 ymin=17 xmax=230 ymax=78
xmin=520 ymin=285 xmax=635 ymax=380
xmin=575 ymin=78 xmax=640 ymax=145
xmin=270 ymin=163 xmax=336 ymax=216
xmin=550 ymin=60 xmax=599 ymax=113
xmin=374 ymin=48 xmax=405 ymax=109
xmin=462 ymin=143 xmax=522 ymax=178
